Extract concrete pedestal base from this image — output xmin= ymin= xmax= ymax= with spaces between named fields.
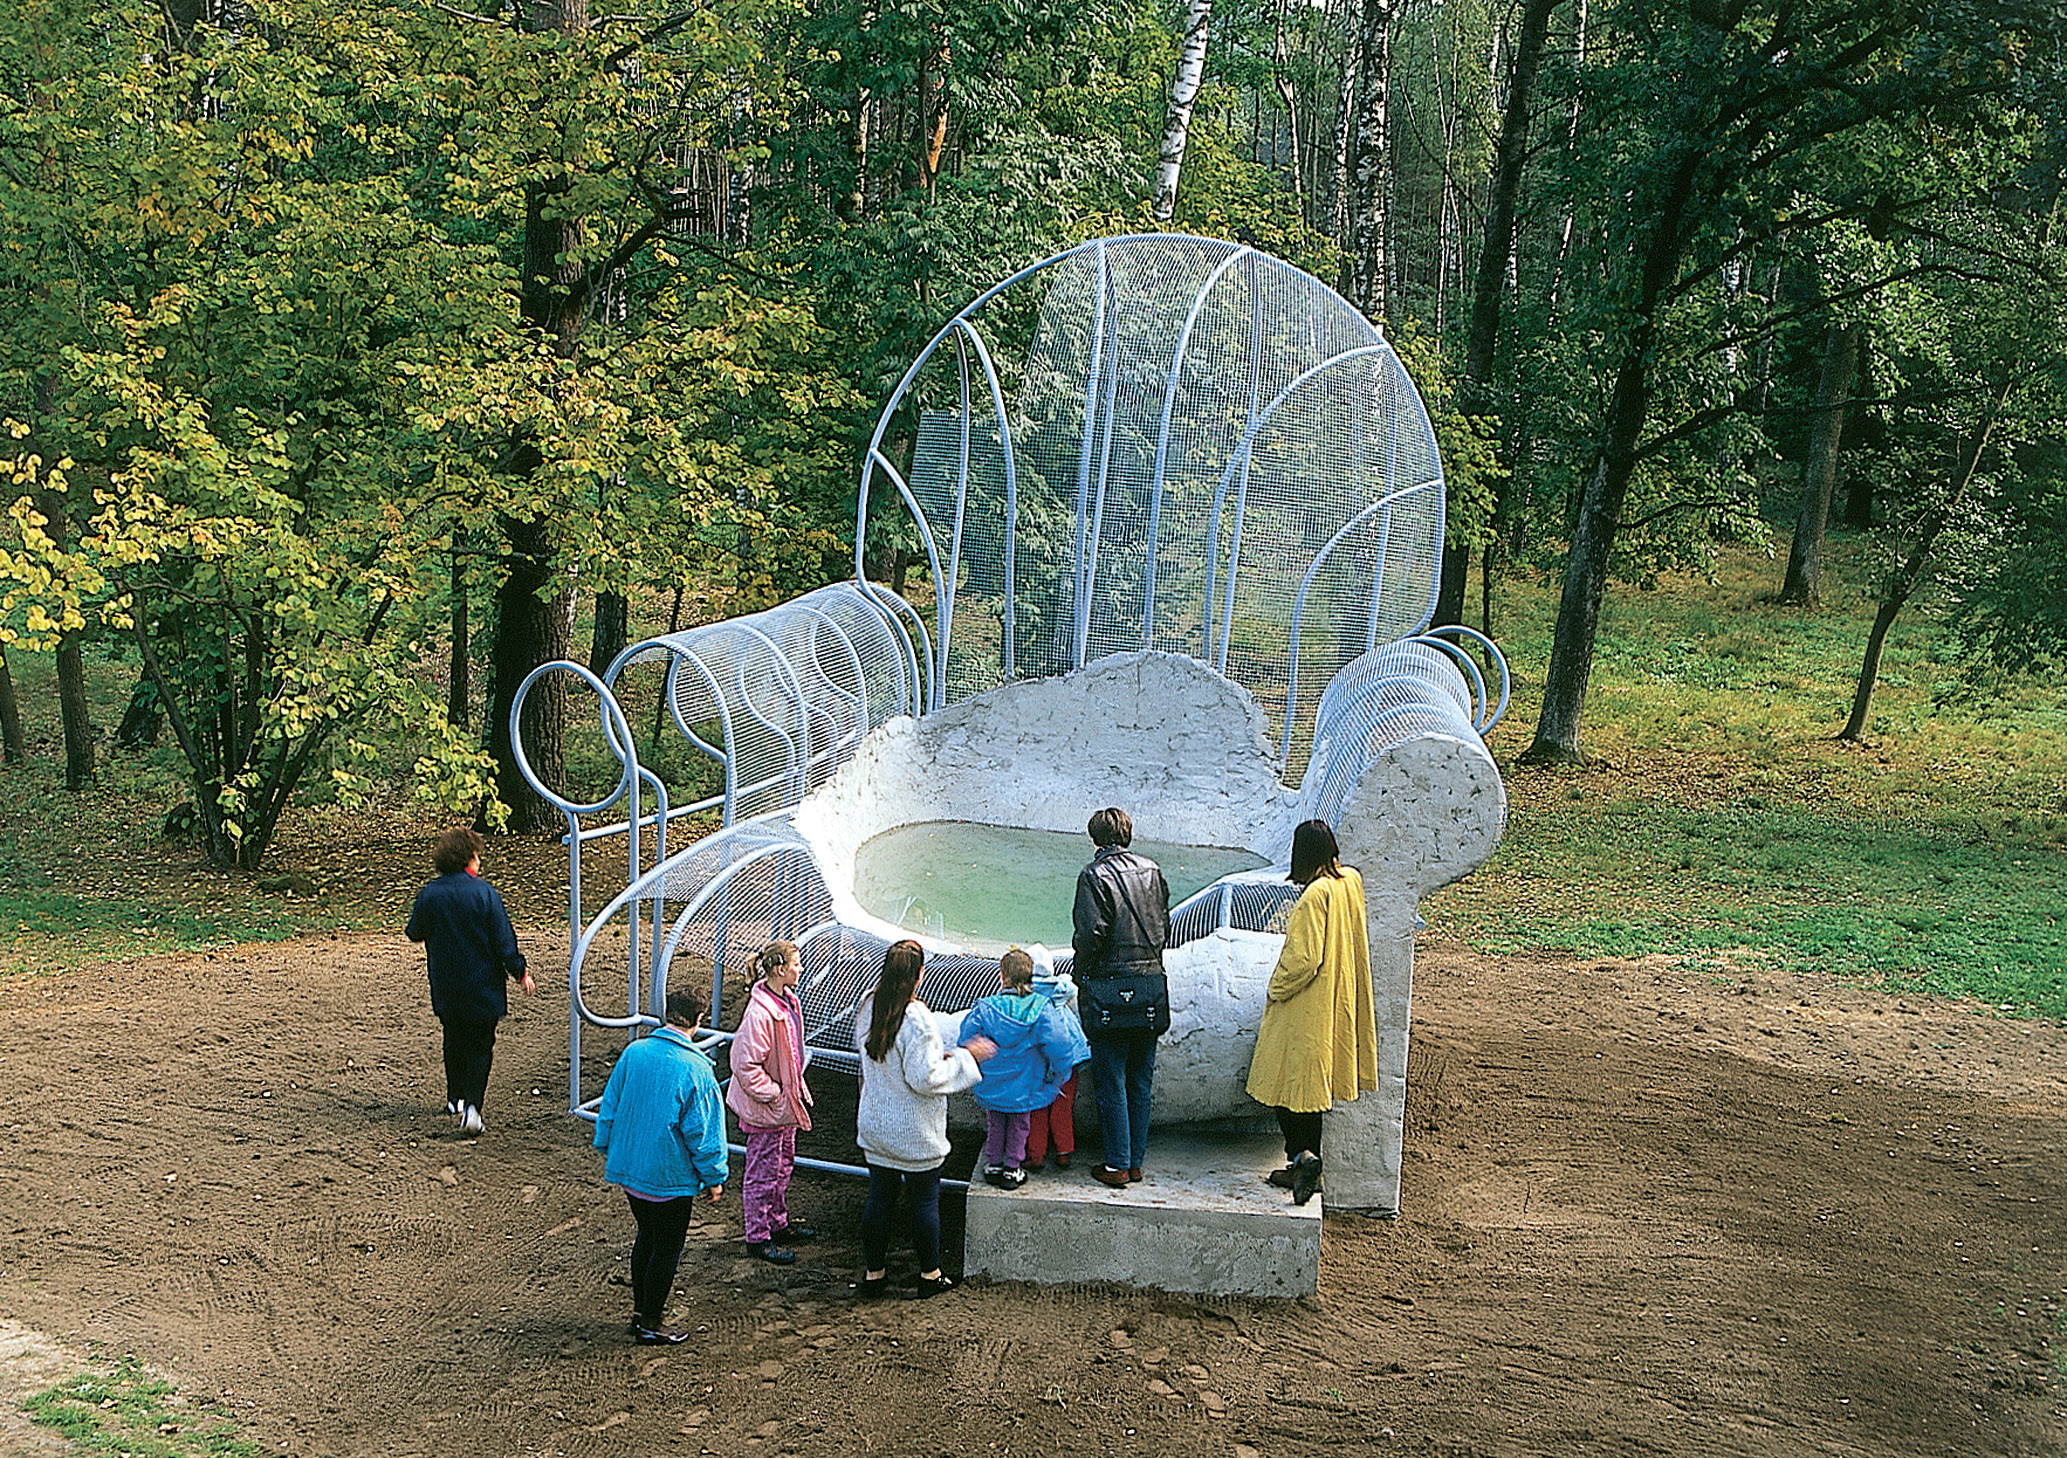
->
xmin=962 ymin=1132 xmax=1318 ymax=1298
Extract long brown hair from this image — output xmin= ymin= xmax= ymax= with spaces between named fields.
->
xmin=1289 ymin=819 xmax=1343 ymax=886
xmin=864 ymin=940 xmax=925 ymax=1061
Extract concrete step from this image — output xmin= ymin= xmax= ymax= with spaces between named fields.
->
xmin=963 ymin=1132 xmax=1319 ymax=1298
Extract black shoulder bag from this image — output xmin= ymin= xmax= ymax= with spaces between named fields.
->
xmin=1078 ymin=878 xmax=1172 ymax=1036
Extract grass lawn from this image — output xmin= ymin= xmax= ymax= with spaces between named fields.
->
xmin=1435 ymin=536 xmax=2067 ymax=1018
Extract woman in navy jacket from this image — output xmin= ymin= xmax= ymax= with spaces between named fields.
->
xmin=405 ymin=827 xmax=531 ymax=1134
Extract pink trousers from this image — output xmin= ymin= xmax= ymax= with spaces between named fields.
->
xmin=741 ymin=1127 xmax=796 ymax=1242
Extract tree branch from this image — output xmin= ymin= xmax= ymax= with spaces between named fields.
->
xmin=601 ymin=9 xmax=701 ymax=70
xmin=421 ymin=0 xmax=505 ymax=23
xmin=1620 ymin=496 xmax=1740 ymax=532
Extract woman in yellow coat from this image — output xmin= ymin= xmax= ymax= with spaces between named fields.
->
xmin=1244 ymin=819 xmax=1375 ymax=1205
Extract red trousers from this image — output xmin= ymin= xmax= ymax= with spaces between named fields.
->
xmin=1024 ymin=1070 xmax=1078 ymax=1164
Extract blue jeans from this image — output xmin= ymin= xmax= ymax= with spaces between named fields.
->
xmin=1087 ymin=1031 xmax=1157 ymax=1172
xmin=861 ymin=1163 xmax=943 ymax=1273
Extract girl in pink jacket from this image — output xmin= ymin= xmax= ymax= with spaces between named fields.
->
xmin=727 ymin=941 xmax=816 ymax=1263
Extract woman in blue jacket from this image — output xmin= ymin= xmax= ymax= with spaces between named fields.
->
xmin=593 ymin=986 xmax=729 ymax=1345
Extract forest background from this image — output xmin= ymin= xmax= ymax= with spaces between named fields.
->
xmin=1 ymin=0 xmax=2065 ymax=1019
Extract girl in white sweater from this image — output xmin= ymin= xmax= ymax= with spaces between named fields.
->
xmin=855 ymin=939 xmax=995 ymax=1297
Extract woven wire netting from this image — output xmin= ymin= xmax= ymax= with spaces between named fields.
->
xmin=1296 ymin=640 xmax=1484 ymax=827
xmin=604 ymin=582 xmax=921 ymax=825
xmin=858 ymin=235 xmax=1446 ymax=776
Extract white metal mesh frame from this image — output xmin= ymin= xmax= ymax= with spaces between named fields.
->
xmin=514 ymin=237 xmax=1512 ymax=1142
xmin=510 ymin=581 xmax=927 ymax=1115
xmin=853 ymin=234 xmax=1449 ymax=774
xmin=601 ymin=581 xmax=923 ymax=829
xmin=1295 ymin=638 xmax=1507 ymax=828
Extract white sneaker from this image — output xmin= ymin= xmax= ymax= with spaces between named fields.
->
xmin=460 ymin=1105 xmax=485 ymax=1135
xmin=445 ymin=1099 xmax=461 ymax=1118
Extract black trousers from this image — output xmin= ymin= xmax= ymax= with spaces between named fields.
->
xmin=1275 ymin=1107 xmax=1323 ymax=1160
xmin=440 ymin=1017 xmax=497 ymax=1111
xmin=627 ymin=1192 xmax=698 ymax=1326
xmin=860 ymin=1164 xmax=943 ymax=1274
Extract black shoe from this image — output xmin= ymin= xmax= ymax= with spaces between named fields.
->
xmin=857 ymin=1273 xmax=889 ymax=1299
xmin=1291 ymin=1151 xmax=1323 ymax=1206
xmin=746 ymin=1240 xmax=797 ymax=1265
xmin=1267 ymin=1164 xmax=1298 ymax=1189
xmin=913 ymin=1273 xmax=959 ymax=1299
xmin=633 ymin=1325 xmax=689 ymax=1345
xmin=772 ymin=1224 xmax=818 ymax=1245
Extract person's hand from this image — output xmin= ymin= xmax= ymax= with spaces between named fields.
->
xmin=705 ymin=1184 xmax=725 ymax=1203
xmin=519 ymin=972 xmax=536 ymax=995
xmin=964 ymin=1034 xmax=998 ymax=1063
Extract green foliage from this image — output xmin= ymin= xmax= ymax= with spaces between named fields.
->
xmin=1389 ymin=322 xmax=1503 ymax=554
xmin=23 ymin=1357 xmax=257 ymax=1458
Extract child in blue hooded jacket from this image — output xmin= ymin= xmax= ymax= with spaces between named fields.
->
xmin=960 ymin=947 xmax=1090 ymax=1188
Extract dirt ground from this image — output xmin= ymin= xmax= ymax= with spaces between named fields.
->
xmin=1 ymin=929 xmax=2062 ymax=1458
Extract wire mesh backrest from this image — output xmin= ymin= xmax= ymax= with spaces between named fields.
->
xmin=855 ymin=234 xmax=1446 ymax=776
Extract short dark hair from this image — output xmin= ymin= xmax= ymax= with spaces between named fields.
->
xmin=1000 ymin=947 xmax=1035 ymax=990
xmin=663 ymin=986 xmax=704 ymax=1029
xmin=1088 ymin=807 xmax=1133 ymax=848
xmin=432 ymin=826 xmax=484 ymax=875
xmin=1289 ymin=818 xmax=1343 ymax=885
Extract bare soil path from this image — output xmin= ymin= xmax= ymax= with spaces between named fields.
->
xmin=1 ymin=932 xmax=2061 ymax=1457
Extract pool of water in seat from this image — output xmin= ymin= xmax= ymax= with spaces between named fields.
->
xmin=852 ymin=820 xmax=1268 ymax=950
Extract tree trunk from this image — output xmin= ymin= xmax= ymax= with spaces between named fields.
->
xmin=1778 ymin=319 xmax=1862 ymax=606
xmin=1344 ymin=0 xmax=1395 ymax=320
xmin=1271 ymin=0 xmax=1305 ymax=211
xmin=448 ymin=542 xmax=471 ymax=729
xmin=1328 ymin=0 xmax=1362 ymax=244
xmin=1434 ymin=0 xmax=1557 ymax=626
xmin=917 ymin=43 xmax=950 ymax=191
xmin=1523 ymin=137 xmax=1708 ymax=764
xmin=0 ymin=645 xmax=23 ymax=765
xmin=1754 ymin=256 xmax=1783 ymax=421
xmin=487 ymin=505 xmax=569 ymax=831
xmin=1837 ymin=598 xmax=1901 ymax=742
xmin=728 ymin=87 xmax=755 ymax=242
xmin=55 ymin=631 xmax=94 ymax=790
xmin=1842 ymin=469 xmax=1874 ymax=527
xmin=840 ymin=88 xmax=869 ymax=223
xmin=114 ymin=673 xmax=162 ymax=750
xmin=1541 ymin=0 xmax=1588 ymax=322
xmin=1839 ymin=376 xmax=2010 ymax=741
xmin=485 ymin=0 xmax=589 ymax=834
xmin=590 ymin=589 xmax=629 ymax=674
xmin=1152 ymin=0 xmax=1214 ymax=224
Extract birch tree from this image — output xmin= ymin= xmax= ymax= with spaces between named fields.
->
xmin=1153 ymin=0 xmax=1216 ymax=223
xmin=1344 ymin=0 xmax=1397 ymax=319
